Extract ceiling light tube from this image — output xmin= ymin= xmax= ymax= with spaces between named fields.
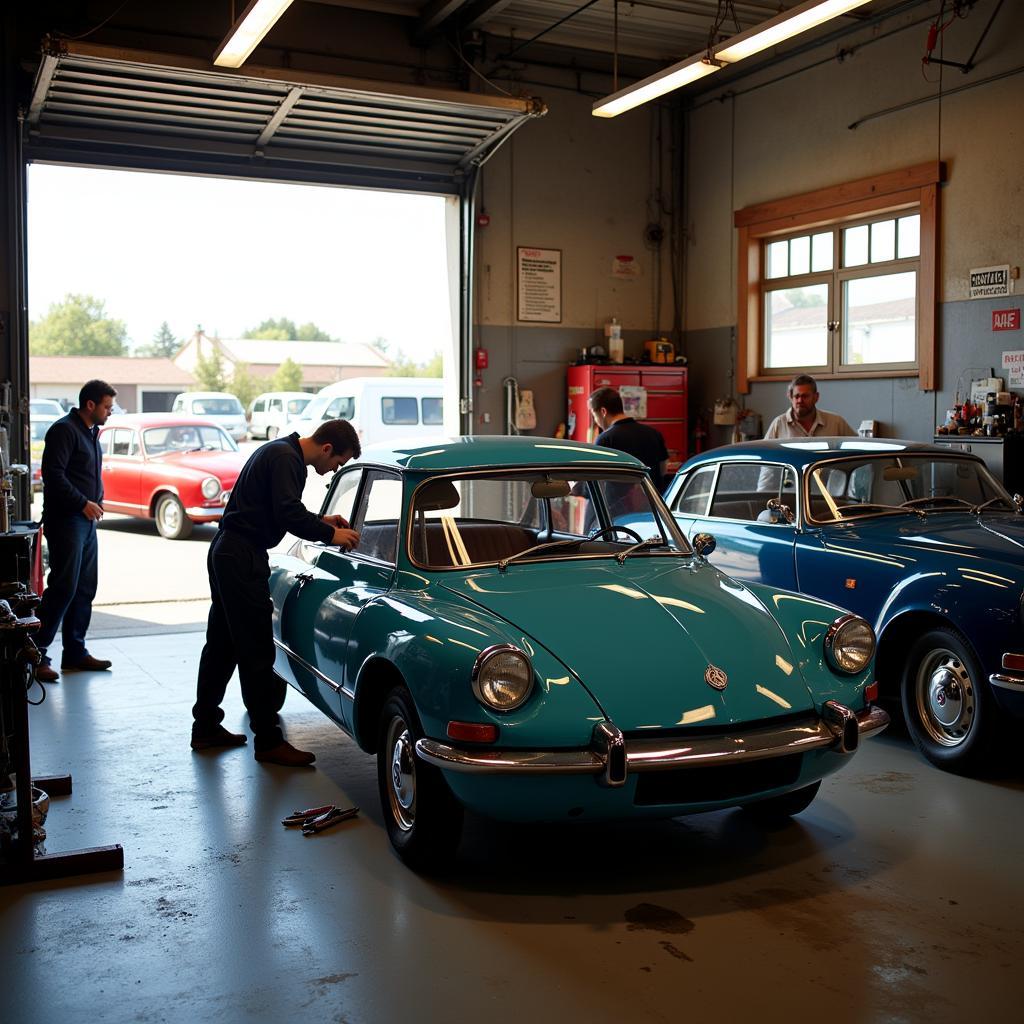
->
xmin=593 ymin=53 xmax=721 ymax=118
xmin=213 ymin=0 xmax=295 ymax=68
xmin=714 ymin=0 xmax=873 ymax=64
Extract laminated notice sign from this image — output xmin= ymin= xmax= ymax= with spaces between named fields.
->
xmin=969 ymin=265 xmax=1011 ymax=299
xmin=1002 ymin=350 xmax=1024 ymax=386
xmin=517 ymin=246 xmax=561 ymax=323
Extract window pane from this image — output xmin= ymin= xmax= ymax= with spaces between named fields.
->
xmin=811 ymin=232 xmax=833 ymax=272
xmin=381 ymin=397 xmax=418 ymax=425
xmin=674 ymin=466 xmax=715 ymax=515
xmin=421 ymin=396 xmax=443 ymax=425
xmin=767 ymin=240 xmax=788 ymax=279
xmin=789 ymin=235 xmax=810 ymax=276
xmin=870 ymin=219 xmax=896 ymax=263
xmin=843 ymin=224 xmax=869 ymax=266
xmin=842 ymin=271 xmax=916 ymax=365
xmin=764 ymin=284 xmax=829 ymax=368
xmin=898 ymin=214 xmax=920 ymax=258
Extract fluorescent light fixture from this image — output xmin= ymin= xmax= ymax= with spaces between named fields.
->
xmin=593 ymin=0 xmax=872 ymax=118
xmin=213 ymin=0 xmax=295 ymax=68
xmin=715 ymin=0 xmax=873 ymax=63
xmin=593 ymin=54 xmax=721 ymax=118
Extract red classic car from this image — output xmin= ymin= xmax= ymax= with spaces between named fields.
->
xmin=98 ymin=414 xmax=247 ymax=539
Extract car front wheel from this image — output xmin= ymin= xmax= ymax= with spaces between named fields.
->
xmin=376 ymin=685 xmax=463 ymax=870
xmin=267 ymin=426 xmax=279 ymax=440
xmin=741 ymin=780 xmax=821 ymax=824
xmin=901 ymin=626 xmax=994 ymax=773
xmin=154 ymin=493 xmax=193 ymax=540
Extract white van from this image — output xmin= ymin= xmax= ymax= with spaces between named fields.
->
xmin=171 ymin=391 xmax=248 ymax=441
xmin=291 ymin=377 xmax=444 ymax=449
xmin=247 ymin=391 xmax=312 ymax=439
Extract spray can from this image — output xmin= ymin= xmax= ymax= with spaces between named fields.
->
xmin=605 ymin=317 xmax=623 ymax=363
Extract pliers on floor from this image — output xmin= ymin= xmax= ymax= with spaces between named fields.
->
xmin=280 ymin=803 xmax=359 ymax=834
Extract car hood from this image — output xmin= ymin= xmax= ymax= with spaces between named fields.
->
xmin=154 ymin=450 xmax=247 ymax=481
xmin=439 ymin=559 xmax=818 ymax=731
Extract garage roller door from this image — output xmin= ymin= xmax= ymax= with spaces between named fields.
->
xmin=25 ymin=40 xmax=544 ymax=194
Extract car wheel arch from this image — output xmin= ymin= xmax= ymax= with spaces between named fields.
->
xmin=148 ymin=485 xmax=181 ymax=517
xmin=876 ymin=609 xmax=969 ymax=702
xmin=352 ymin=656 xmax=408 ymax=754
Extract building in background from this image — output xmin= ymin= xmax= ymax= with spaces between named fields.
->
xmin=29 ymin=356 xmax=196 ymax=412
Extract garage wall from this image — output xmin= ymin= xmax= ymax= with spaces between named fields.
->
xmin=473 ymin=87 xmax=679 ymax=436
xmin=682 ymin=1 xmax=1024 ymax=445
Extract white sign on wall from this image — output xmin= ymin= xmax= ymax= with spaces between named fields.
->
xmin=517 ymin=246 xmax=562 ymax=323
xmin=1002 ymin=349 xmax=1024 ymax=387
xmin=969 ymin=265 xmax=1011 ymax=299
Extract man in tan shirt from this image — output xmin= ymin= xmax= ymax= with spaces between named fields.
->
xmin=764 ymin=374 xmax=855 ymax=438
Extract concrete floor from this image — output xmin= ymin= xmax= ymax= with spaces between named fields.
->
xmin=2 ymin=631 xmax=1022 ymax=1024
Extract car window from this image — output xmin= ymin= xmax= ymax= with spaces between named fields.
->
xmin=382 ymin=396 xmax=418 ymax=426
xmin=143 ymin=424 xmax=237 ymax=454
xmin=287 ymin=397 xmax=310 ymax=416
xmin=352 ymin=471 xmax=402 ymax=563
xmin=673 ymin=466 xmax=716 ymax=515
xmin=110 ymin=428 xmax=136 ymax=457
xmin=30 ymin=419 xmax=55 ymax=441
xmin=253 ymin=399 xmax=265 ymax=413
xmin=709 ymin=463 xmax=780 ymax=521
xmin=421 ymin=396 xmax=443 ymax=425
xmin=99 ymin=429 xmax=114 ymax=455
xmin=325 ymin=469 xmax=361 ymax=523
xmin=192 ymin=398 xmax=242 ymax=415
xmin=269 ymin=399 xmax=282 ymax=412
xmin=323 ymin=396 xmax=355 ymax=421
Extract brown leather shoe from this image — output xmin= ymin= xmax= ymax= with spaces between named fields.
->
xmin=36 ymin=663 xmax=60 ymax=683
xmin=61 ymin=655 xmax=112 ymax=671
xmin=254 ymin=741 xmax=316 ymax=767
xmin=191 ymin=725 xmax=248 ymax=751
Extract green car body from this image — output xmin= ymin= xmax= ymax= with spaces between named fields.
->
xmin=270 ymin=436 xmax=887 ymax=867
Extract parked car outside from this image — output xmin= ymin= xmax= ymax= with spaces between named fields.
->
xmin=269 ymin=435 xmax=887 ymax=869
xmin=30 ymin=414 xmax=60 ymax=493
xmin=289 ymin=377 xmax=444 ymax=449
xmin=171 ymin=391 xmax=247 ymax=441
xmin=98 ymin=414 xmax=247 ymax=539
xmin=656 ymin=438 xmax=1024 ymax=773
xmin=247 ymin=391 xmax=312 ymax=440
xmin=30 ymin=398 xmax=65 ymax=419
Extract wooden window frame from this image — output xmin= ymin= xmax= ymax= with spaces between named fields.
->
xmin=735 ymin=162 xmax=944 ymax=393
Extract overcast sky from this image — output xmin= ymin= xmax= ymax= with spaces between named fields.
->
xmin=27 ymin=164 xmax=453 ymax=363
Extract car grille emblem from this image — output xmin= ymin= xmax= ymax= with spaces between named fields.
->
xmin=705 ymin=664 xmax=728 ymax=691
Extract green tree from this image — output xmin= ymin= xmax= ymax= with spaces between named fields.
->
xmin=30 ymin=293 xmax=129 ymax=356
xmin=385 ymin=349 xmax=442 ymax=377
xmin=193 ymin=347 xmax=227 ymax=391
xmin=242 ymin=317 xmax=335 ymax=341
xmin=229 ymin=362 xmax=261 ymax=409
xmin=137 ymin=320 xmax=180 ymax=358
xmin=272 ymin=357 xmax=303 ymax=392
xmin=296 ymin=322 xmax=333 ymax=341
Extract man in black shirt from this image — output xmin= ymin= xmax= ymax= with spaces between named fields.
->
xmin=35 ymin=379 xmax=117 ymax=683
xmin=589 ymin=386 xmax=669 ymax=492
xmin=191 ymin=419 xmax=361 ymax=767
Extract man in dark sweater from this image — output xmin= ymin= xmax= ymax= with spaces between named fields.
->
xmin=589 ymin=386 xmax=669 ymax=492
xmin=35 ymin=379 xmax=117 ymax=683
xmin=191 ymin=419 xmax=361 ymax=767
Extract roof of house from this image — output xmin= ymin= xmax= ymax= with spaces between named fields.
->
xmin=215 ymin=339 xmax=391 ymax=369
xmin=30 ymin=355 xmax=196 ymax=385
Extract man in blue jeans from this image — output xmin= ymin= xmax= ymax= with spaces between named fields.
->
xmin=35 ymin=379 xmax=117 ymax=683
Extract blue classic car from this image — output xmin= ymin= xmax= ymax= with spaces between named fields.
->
xmin=659 ymin=438 xmax=1024 ymax=773
xmin=269 ymin=436 xmax=887 ymax=869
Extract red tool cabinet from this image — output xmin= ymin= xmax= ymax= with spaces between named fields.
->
xmin=567 ymin=364 xmax=688 ymax=471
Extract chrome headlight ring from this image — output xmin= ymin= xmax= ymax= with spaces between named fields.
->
xmin=471 ymin=643 xmax=534 ymax=712
xmin=824 ymin=613 xmax=876 ymax=675
xmin=201 ymin=476 xmax=222 ymax=500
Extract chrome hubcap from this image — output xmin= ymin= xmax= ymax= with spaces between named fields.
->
xmin=916 ymin=648 xmax=974 ymax=746
xmin=159 ymin=500 xmax=181 ymax=534
xmin=386 ymin=717 xmax=416 ymax=832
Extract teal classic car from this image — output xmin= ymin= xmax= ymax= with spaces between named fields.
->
xmin=270 ymin=436 xmax=887 ymax=869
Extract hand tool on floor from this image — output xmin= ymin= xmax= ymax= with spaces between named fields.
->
xmin=302 ymin=805 xmax=359 ymax=835
xmin=281 ymin=803 xmax=335 ymax=827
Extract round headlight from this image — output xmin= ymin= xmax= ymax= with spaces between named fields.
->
xmin=472 ymin=644 xmax=534 ymax=711
xmin=824 ymin=614 xmax=875 ymax=674
xmin=201 ymin=476 xmax=222 ymax=500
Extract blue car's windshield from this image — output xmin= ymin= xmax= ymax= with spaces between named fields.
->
xmin=408 ymin=470 xmax=688 ymax=569
xmin=806 ymin=454 xmax=1014 ymax=523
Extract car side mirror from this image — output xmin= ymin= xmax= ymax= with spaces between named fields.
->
xmin=765 ymin=498 xmax=796 ymax=524
xmin=692 ymin=532 xmax=716 ymax=558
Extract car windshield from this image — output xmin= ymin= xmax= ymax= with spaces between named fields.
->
xmin=30 ymin=419 xmax=56 ymax=440
xmin=407 ymin=470 xmax=687 ymax=569
xmin=191 ymin=398 xmax=242 ymax=415
xmin=143 ymin=425 xmax=239 ymax=454
xmin=806 ymin=454 xmax=1014 ymax=522
xmin=287 ymin=397 xmax=311 ymax=417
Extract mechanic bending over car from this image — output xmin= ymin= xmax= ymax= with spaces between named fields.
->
xmin=190 ymin=419 xmax=361 ymax=767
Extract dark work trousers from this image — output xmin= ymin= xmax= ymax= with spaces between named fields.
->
xmin=36 ymin=515 xmax=98 ymax=664
xmin=193 ymin=530 xmax=285 ymax=749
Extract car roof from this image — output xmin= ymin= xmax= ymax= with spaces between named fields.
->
xmin=178 ymin=391 xmax=240 ymax=399
xmin=254 ymin=391 xmax=309 ymax=399
xmin=102 ymin=414 xmax=230 ymax=429
xmin=682 ymin=437 xmax=972 ymax=470
xmin=357 ymin=435 xmax=646 ymax=472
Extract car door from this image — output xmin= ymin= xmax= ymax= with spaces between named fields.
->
xmin=101 ymin=427 xmax=143 ymax=513
xmin=675 ymin=462 xmax=799 ymax=588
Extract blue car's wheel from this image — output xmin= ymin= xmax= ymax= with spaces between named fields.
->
xmin=376 ymin=686 xmax=463 ymax=870
xmin=901 ymin=627 xmax=993 ymax=773
xmin=741 ymin=780 xmax=820 ymax=824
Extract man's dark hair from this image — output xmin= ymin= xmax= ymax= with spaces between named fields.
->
xmin=589 ymin=386 xmax=624 ymax=416
xmin=788 ymin=374 xmax=818 ymax=395
xmin=80 ymin=379 xmax=117 ymax=407
xmin=311 ymin=419 xmax=361 ymax=460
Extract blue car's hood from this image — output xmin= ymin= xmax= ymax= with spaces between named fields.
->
xmin=439 ymin=558 xmax=819 ymax=731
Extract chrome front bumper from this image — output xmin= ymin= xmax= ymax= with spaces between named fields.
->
xmin=415 ymin=701 xmax=890 ymax=788
xmin=185 ymin=505 xmax=225 ymax=519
